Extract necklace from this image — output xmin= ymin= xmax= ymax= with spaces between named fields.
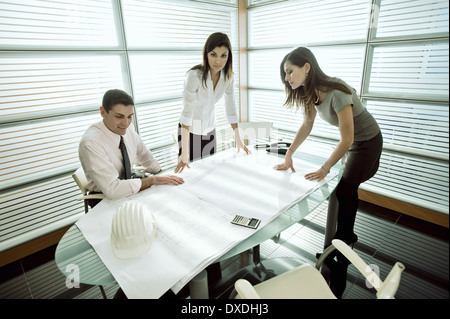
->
xmin=314 ymin=90 xmax=324 ymax=105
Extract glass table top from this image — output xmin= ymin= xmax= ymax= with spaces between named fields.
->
xmin=55 ymin=148 xmax=342 ymax=286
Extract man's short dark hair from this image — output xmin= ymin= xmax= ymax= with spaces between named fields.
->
xmin=102 ymin=89 xmax=134 ymax=112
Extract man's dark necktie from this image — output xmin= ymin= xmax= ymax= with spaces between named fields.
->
xmin=119 ymin=136 xmax=132 ymax=180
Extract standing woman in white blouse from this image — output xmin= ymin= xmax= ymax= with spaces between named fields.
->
xmin=174 ymin=32 xmax=249 ymax=173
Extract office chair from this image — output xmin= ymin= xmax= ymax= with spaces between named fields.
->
xmin=72 ymin=167 xmax=105 ymax=214
xmin=233 ymin=239 xmax=405 ymax=299
xmin=71 ymin=166 xmax=108 ymax=298
xmin=238 ymin=121 xmax=273 ymax=145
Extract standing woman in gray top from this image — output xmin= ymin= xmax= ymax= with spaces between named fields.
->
xmin=274 ymin=47 xmax=383 ymax=247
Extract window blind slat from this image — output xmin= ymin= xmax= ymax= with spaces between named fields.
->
xmin=128 ymin=53 xmax=203 ymax=104
xmin=0 ymin=176 xmax=85 ymax=251
xmin=248 ymin=0 xmax=371 ymax=47
xmin=0 ymin=114 xmax=99 ymax=190
xmin=122 ymin=0 xmax=238 ymax=49
xmin=367 ymin=100 xmax=449 ymax=156
xmin=375 ymin=0 xmax=449 ymax=39
xmin=362 ymin=153 xmax=449 ymax=213
xmin=0 ymin=54 xmax=126 ymax=121
xmin=249 ymin=45 xmax=365 ymax=93
xmin=0 ymin=0 xmax=240 ymax=254
xmin=368 ymin=42 xmax=449 ymax=100
xmin=0 ymin=0 xmax=119 ymax=48
xmin=247 ymin=0 xmax=448 ymax=216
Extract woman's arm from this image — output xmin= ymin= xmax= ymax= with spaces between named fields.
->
xmin=231 ymin=123 xmax=250 ymax=154
xmin=323 ymin=104 xmax=354 ymax=172
xmin=174 ymin=124 xmax=191 ymax=173
xmin=274 ymin=109 xmax=316 ymax=172
xmin=305 ymin=104 xmax=354 ymax=181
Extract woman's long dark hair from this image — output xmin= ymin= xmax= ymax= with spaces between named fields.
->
xmin=280 ymin=47 xmax=351 ymax=119
xmin=190 ymin=32 xmax=233 ymax=87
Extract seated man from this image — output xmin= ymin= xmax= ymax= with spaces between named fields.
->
xmin=79 ymin=89 xmax=183 ymax=207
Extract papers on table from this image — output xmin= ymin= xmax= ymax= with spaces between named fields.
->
xmin=77 ymin=186 xmax=254 ymax=298
xmin=76 ymin=149 xmax=337 ymax=298
xmin=179 ymin=150 xmax=330 ymax=223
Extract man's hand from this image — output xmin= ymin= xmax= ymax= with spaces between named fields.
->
xmin=140 ymin=174 xmax=184 ymax=191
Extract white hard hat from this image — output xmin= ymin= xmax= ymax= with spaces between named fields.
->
xmin=111 ymin=201 xmax=157 ymax=260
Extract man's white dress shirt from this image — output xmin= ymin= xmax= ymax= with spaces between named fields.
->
xmin=79 ymin=121 xmax=161 ymax=199
xmin=180 ymin=69 xmax=239 ymax=135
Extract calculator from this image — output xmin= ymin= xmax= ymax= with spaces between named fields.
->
xmin=231 ymin=215 xmax=261 ymax=229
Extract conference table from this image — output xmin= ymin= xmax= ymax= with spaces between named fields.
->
xmin=55 ymin=147 xmax=342 ymax=298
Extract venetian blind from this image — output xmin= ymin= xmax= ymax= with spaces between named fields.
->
xmin=122 ymin=0 xmax=240 ymax=169
xmin=248 ymin=45 xmax=366 ymax=140
xmin=374 ymin=0 xmax=449 ymax=39
xmin=0 ymin=0 xmax=128 ymax=253
xmin=0 ymin=176 xmax=83 ymax=252
xmin=121 ymin=0 xmax=239 ymax=50
xmin=248 ymin=0 xmax=371 ymax=48
xmin=247 ymin=0 xmax=372 ymax=150
xmin=0 ymin=0 xmax=240 ymax=253
xmin=0 ymin=0 xmax=120 ymax=48
xmin=362 ymin=0 xmax=449 ymax=213
xmin=0 ymin=54 xmax=126 ymax=123
xmin=246 ymin=0 xmax=449 ymax=214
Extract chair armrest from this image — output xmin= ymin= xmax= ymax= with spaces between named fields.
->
xmin=376 ymin=262 xmax=405 ymax=299
xmin=77 ymin=194 xmax=105 ymax=201
xmin=331 ymin=239 xmax=383 ymax=290
xmin=234 ymin=279 xmax=261 ymax=299
xmin=315 ymin=244 xmax=338 ymax=269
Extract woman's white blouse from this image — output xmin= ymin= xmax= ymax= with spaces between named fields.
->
xmin=180 ymin=69 xmax=238 ymax=135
